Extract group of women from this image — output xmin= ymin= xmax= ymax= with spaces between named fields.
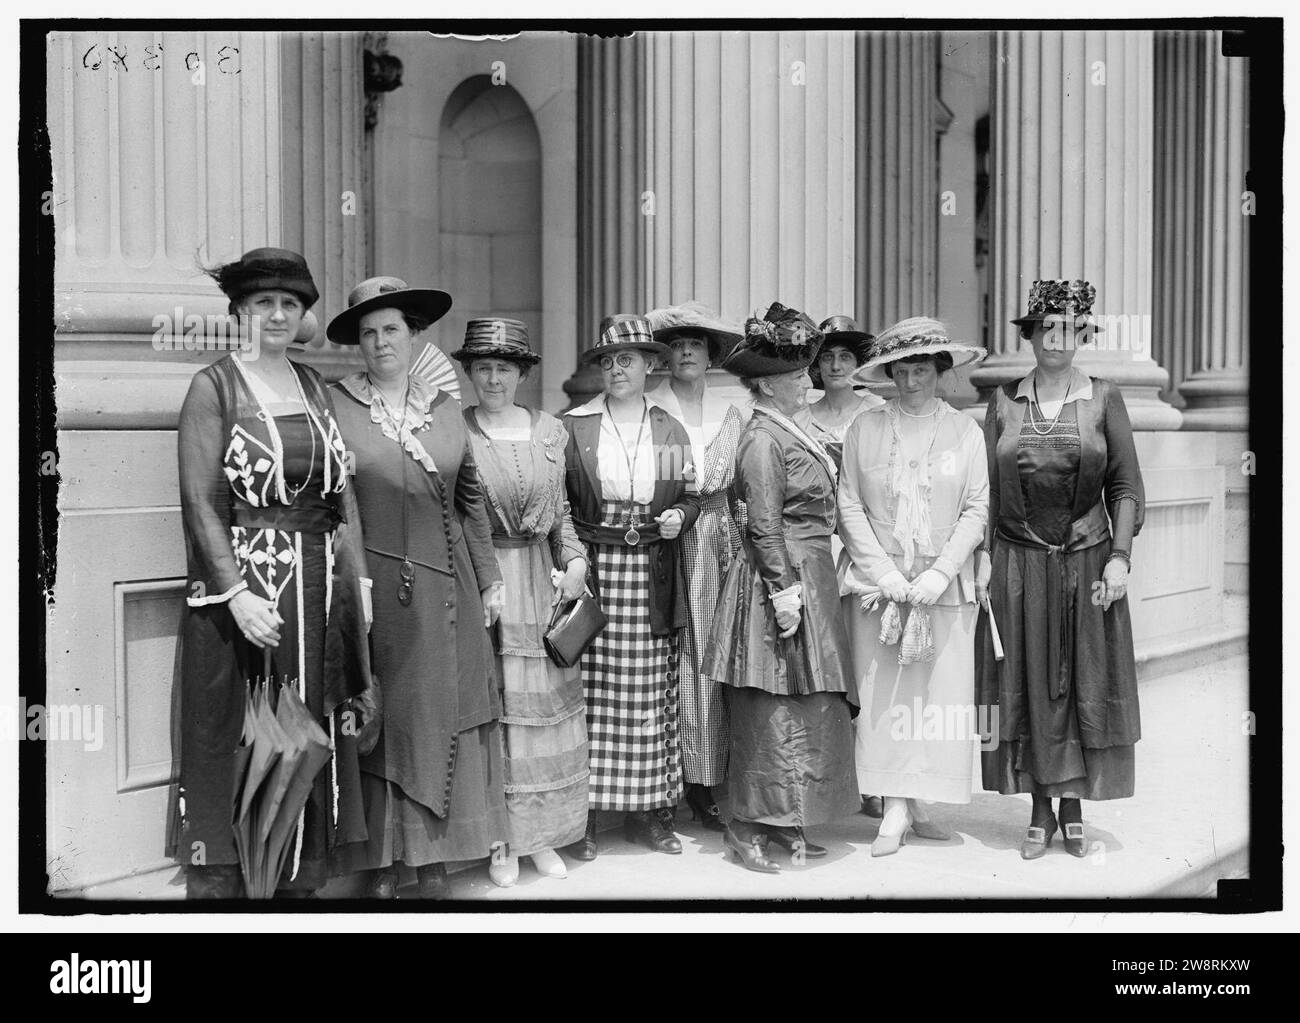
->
xmin=171 ymin=247 xmax=1144 ymax=897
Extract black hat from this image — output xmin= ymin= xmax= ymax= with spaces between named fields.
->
xmin=720 ymin=302 xmax=823 ymax=379
xmin=451 ymin=318 xmax=540 ymax=367
xmin=1011 ymin=279 xmax=1106 ymax=334
xmin=208 ymin=247 xmax=320 ymax=309
xmin=326 ymin=276 xmax=453 ymax=346
xmin=810 ymin=314 xmax=874 ymax=387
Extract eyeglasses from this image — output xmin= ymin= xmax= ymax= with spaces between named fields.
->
xmin=599 ymin=353 xmax=638 ymax=371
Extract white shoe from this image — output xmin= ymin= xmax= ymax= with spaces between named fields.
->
xmin=489 ymin=855 xmax=519 ymax=888
xmin=530 ymin=848 xmax=568 ymax=879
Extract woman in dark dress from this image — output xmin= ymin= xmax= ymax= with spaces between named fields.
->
xmin=701 ymin=303 xmax=859 ymax=875
xmin=171 ymin=248 xmax=373 ymax=899
xmin=976 ymin=279 xmax=1144 ymax=860
xmin=328 ymin=277 xmax=508 ymax=899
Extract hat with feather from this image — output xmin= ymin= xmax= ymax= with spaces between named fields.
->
xmin=720 ymin=301 xmax=824 ymax=378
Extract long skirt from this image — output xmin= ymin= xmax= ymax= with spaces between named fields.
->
xmin=177 ymin=530 xmax=359 ymax=893
xmin=677 ymin=491 xmax=733 ymax=785
xmin=582 ymin=502 xmax=682 ymax=812
xmin=850 ymin=596 xmax=977 ymax=804
xmin=977 ymin=539 xmax=1138 ymax=800
xmin=337 ymin=721 xmax=509 ymax=869
xmin=726 ymin=686 xmax=858 ymax=828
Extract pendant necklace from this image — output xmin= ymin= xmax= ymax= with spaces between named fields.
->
xmin=608 ymin=397 xmax=649 ymax=546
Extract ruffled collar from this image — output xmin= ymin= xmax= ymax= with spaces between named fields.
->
xmin=338 ymin=371 xmax=441 ymax=474
xmin=885 ymin=398 xmax=952 ymax=570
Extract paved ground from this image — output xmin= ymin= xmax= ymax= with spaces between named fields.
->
xmin=390 ymin=652 xmax=1251 ymax=903
xmin=78 ymin=652 xmax=1250 ymax=903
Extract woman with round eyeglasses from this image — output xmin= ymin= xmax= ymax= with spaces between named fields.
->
xmin=561 ymin=314 xmax=700 ymax=860
xmin=644 ymin=303 xmax=746 ymax=833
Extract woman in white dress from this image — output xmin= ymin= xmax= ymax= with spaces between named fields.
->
xmin=837 ymin=317 xmax=988 ymax=856
xmin=645 ymin=303 xmax=745 ymax=830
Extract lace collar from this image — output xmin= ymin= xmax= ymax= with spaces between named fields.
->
xmin=338 ymin=371 xmax=441 ymax=474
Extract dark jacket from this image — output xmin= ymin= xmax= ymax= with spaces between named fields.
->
xmin=562 ymin=401 xmax=700 ymax=636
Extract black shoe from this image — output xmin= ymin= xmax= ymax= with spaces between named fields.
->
xmin=1020 ymin=814 xmax=1058 ymax=860
xmin=415 ymin=862 xmax=451 ymax=900
xmin=366 ymin=868 xmax=397 ymax=900
xmin=767 ymin=825 xmax=828 ymax=859
xmin=624 ymin=811 xmax=682 ymax=854
xmin=722 ymin=824 xmax=780 ymax=874
xmin=860 ymin=795 xmax=884 ymax=819
xmin=1058 ymin=799 xmax=1087 ymax=857
xmin=564 ymin=818 xmax=599 ymax=861
xmin=684 ymin=784 xmax=726 ymax=832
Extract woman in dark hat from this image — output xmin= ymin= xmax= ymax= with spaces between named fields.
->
xmin=644 ymin=302 xmax=746 ymax=831
xmin=701 ymin=303 xmax=859 ymax=874
xmin=328 ymin=277 xmax=508 ymax=900
xmin=837 ymin=317 xmax=989 ymax=856
xmin=797 ymin=314 xmax=885 ymax=471
xmin=976 ymin=280 xmax=1144 ymax=860
xmin=456 ymin=318 xmax=590 ymax=887
xmin=171 ymin=248 xmax=373 ymax=898
xmin=561 ymin=314 xmax=700 ymax=859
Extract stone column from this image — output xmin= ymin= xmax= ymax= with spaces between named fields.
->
xmin=855 ymin=31 xmax=939 ymax=333
xmin=50 ymin=30 xmax=286 ymax=427
xmin=569 ymin=34 xmax=647 ymax=404
xmin=570 ymin=30 xmax=856 ymax=406
xmin=279 ymin=31 xmax=368 ymax=378
xmin=1154 ymin=30 xmax=1250 ymax=431
xmin=971 ymin=29 xmax=1182 ymax=430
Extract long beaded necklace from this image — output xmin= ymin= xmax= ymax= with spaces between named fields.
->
xmin=1028 ymin=377 xmax=1067 ymax=436
xmin=606 ymin=396 xmax=649 ymax=545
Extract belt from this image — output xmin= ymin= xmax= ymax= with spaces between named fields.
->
xmin=492 ymin=533 xmax=548 ymax=549
xmin=995 ymin=527 xmax=1077 ymax=699
xmin=574 ymin=520 xmax=664 ymax=548
xmin=232 ymin=502 xmax=339 ymax=534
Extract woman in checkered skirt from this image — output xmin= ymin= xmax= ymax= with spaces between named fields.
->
xmin=561 ymin=314 xmax=701 ymax=859
xmin=645 ymin=303 xmax=748 ymax=831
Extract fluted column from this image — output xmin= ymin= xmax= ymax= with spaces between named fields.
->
xmin=855 ymin=31 xmax=939 ymax=333
xmin=279 ymin=31 xmax=367 ymax=377
xmin=568 ymin=34 xmax=646 ymax=403
xmin=1154 ymin=30 xmax=1249 ymax=431
xmin=50 ymin=30 xmax=286 ymax=426
xmin=571 ymin=31 xmax=855 ymax=406
xmin=971 ymin=30 xmax=1181 ymax=429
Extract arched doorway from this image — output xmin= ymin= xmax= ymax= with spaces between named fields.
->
xmin=437 ymin=76 xmax=543 ymax=408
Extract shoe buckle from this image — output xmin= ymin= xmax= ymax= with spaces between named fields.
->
xmin=1063 ymin=822 xmax=1085 ymax=840
xmin=1025 ymin=826 xmax=1047 ymax=843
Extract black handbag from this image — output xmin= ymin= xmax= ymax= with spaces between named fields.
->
xmin=543 ymin=583 xmax=608 ymax=668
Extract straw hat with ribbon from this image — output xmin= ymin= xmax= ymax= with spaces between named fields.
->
xmin=852 ymin=316 xmax=986 ymax=384
xmin=580 ymin=313 xmax=670 ymax=364
xmin=326 ymin=276 xmax=453 ymax=346
xmin=450 ymin=317 xmax=540 ymax=367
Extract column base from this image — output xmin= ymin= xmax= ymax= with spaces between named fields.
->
xmin=1177 ymin=373 xmax=1249 ymax=431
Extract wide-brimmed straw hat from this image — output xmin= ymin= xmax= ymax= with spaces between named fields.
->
xmin=810 ymin=314 xmax=874 ymax=388
xmin=852 ymin=316 xmax=987 ymax=384
xmin=325 ymin=276 xmax=453 ymax=346
xmin=208 ymin=247 xmax=320 ymax=309
xmin=645 ymin=302 xmax=743 ymax=363
xmin=580 ymin=314 xmax=670 ymax=365
xmin=720 ymin=302 xmax=824 ymax=378
xmin=1011 ymin=279 xmax=1106 ymax=335
xmin=450 ymin=317 xmax=540 ymax=367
